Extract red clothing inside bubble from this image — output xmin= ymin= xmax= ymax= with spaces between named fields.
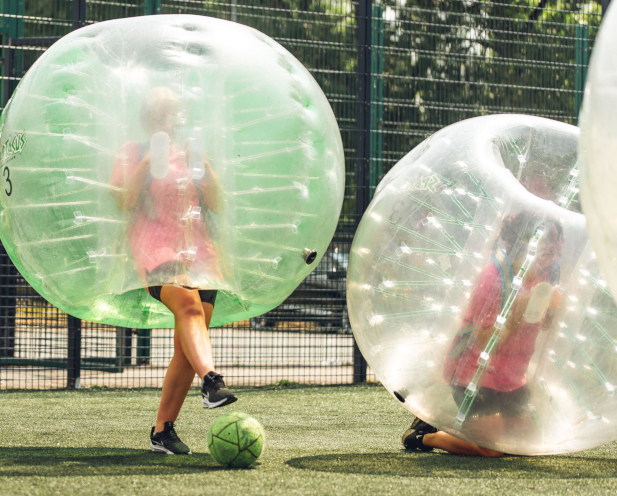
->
xmin=444 ymin=258 xmax=551 ymax=392
xmin=111 ymin=140 xmax=220 ymax=283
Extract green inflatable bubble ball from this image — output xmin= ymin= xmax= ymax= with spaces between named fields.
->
xmin=207 ymin=412 xmax=265 ymax=468
xmin=0 ymin=15 xmax=344 ymax=329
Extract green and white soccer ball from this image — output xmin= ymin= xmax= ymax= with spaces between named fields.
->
xmin=207 ymin=412 xmax=265 ymax=468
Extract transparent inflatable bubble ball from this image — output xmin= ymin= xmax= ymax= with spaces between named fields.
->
xmin=347 ymin=114 xmax=617 ymax=455
xmin=579 ymin=5 xmax=617 ymax=308
xmin=0 ymin=15 xmax=345 ymax=328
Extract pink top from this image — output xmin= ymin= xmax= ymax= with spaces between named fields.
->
xmin=111 ymin=141 xmax=221 ymax=283
xmin=443 ymin=261 xmax=550 ymax=392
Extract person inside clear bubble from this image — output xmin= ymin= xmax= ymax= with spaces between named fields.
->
xmin=111 ymin=87 xmax=236 ymax=455
xmin=402 ymin=212 xmax=564 ymax=457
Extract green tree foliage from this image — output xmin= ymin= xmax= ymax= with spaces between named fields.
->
xmin=376 ymin=0 xmax=602 ymax=177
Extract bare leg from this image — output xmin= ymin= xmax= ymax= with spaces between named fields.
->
xmin=421 ymin=414 xmax=504 ymax=457
xmin=154 ymin=286 xmax=215 ymax=433
xmin=422 ymin=431 xmax=504 ymax=457
xmin=154 ymin=330 xmax=196 ymax=433
xmin=160 ymin=286 xmax=215 ymax=380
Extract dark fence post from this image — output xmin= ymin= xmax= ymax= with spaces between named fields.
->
xmin=65 ymin=6 xmax=86 ymax=388
xmin=115 ymin=327 xmax=132 ymax=367
xmin=352 ymin=0 xmax=372 ymax=383
xmin=369 ymin=4 xmax=384 ymax=201
xmin=136 ymin=329 xmax=151 ymax=365
xmin=355 ymin=0 xmax=372 ymax=218
xmin=72 ymin=0 xmax=86 ymax=31
xmin=67 ymin=316 xmax=82 ymax=388
xmin=0 ymin=1 xmax=24 ymax=359
xmin=144 ymin=0 xmax=162 ymax=16
xmin=0 ymin=246 xmax=16 ymax=358
xmin=231 ymin=0 xmax=238 ymax=22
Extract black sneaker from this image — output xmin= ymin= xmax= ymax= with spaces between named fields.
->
xmin=150 ymin=422 xmax=191 ymax=455
xmin=201 ymin=371 xmax=238 ymax=409
xmin=402 ymin=417 xmax=437 ymax=452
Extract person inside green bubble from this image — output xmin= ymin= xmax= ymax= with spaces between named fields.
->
xmin=111 ymin=87 xmax=236 ymax=455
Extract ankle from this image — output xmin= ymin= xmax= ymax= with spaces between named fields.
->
xmin=154 ymin=420 xmax=172 ymax=434
xmin=200 ymin=369 xmax=216 ymax=381
xmin=422 ymin=432 xmax=435 ymax=447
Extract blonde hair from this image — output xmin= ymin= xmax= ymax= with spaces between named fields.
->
xmin=140 ymin=87 xmax=181 ymax=134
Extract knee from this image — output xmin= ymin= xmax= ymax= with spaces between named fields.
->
xmin=173 ymin=296 xmax=205 ymax=321
xmin=477 ymin=447 xmax=504 ymax=458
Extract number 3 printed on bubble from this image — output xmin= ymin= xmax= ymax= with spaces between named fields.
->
xmin=3 ymin=166 xmax=12 ymax=196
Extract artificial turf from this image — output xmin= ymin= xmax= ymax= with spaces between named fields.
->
xmin=1 ymin=384 xmax=617 ymax=495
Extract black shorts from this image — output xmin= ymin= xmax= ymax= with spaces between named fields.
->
xmin=452 ymin=383 xmax=530 ymax=419
xmin=145 ymin=261 xmax=218 ymax=307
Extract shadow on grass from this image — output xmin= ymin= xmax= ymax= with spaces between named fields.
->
xmin=286 ymin=452 xmax=617 ymax=479
xmin=0 ymin=447 xmax=231 ymax=477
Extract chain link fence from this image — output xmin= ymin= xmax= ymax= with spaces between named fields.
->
xmin=0 ymin=0 xmax=605 ymax=389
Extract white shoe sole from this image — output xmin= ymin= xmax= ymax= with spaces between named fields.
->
xmin=202 ymin=395 xmax=238 ymax=409
xmin=150 ymin=442 xmax=192 ymax=455
xmin=150 ymin=442 xmax=175 ymax=455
